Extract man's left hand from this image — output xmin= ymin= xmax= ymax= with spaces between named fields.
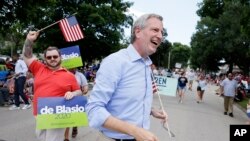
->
xmin=151 ymin=108 xmax=168 ymax=123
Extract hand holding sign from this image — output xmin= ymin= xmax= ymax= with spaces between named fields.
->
xmin=65 ymin=91 xmax=75 ymax=100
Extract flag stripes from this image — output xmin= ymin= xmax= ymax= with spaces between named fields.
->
xmin=152 ymin=79 xmax=158 ymax=94
xmin=59 ymin=16 xmax=84 ymax=42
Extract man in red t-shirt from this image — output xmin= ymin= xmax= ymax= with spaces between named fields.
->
xmin=22 ymin=31 xmax=82 ymax=141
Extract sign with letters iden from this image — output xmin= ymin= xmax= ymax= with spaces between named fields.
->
xmin=154 ymin=75 xmax=177 ymax=97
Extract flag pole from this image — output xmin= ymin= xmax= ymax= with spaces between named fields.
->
xmin=37 ymin=12 xmax=78 ymax=32
xmin=37 ymin=20 xmax=61 ymax=32
xmin=152 ymin=74 xmax=175 ymax=138
xmin=155 ymin=90 xmax=175 ymax=137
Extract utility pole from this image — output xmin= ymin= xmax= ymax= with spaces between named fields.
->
xmin=168 ymin=51 xmax=171 ymax=69
xmin=11 ymin=46 xmax=13 ymax=57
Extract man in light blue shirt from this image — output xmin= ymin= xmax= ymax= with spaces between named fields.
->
xmin=9 ymin=54 xmax=31 ymax=110
xmin=86 ymin=13 xmax=167 ymax=141
xmin=220 ymin=73 xmax=237 ymax=117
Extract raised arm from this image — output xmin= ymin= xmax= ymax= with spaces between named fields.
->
xmin=22 ymin=31 xmax=40 ymax=66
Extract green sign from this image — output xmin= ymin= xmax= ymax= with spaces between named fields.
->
xmin=37 ymin=112 xmax=88 ymax=129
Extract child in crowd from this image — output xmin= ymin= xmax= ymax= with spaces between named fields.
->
xmin=247 ymin=99 xmax=250 ymax=124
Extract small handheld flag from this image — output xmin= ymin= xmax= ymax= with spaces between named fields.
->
xmin=151 ymin=74 xmax=175 ymax=138
xmin=152 ymin=79 xmax=158 ymax=94
xmin=59 ymin=16 xmax=84 ymax=42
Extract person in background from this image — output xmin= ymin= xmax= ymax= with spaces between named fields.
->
xmin=89 ymin=69 xmax=97 ymax=82
xmin=160 ymin=68 xmax=167 ymax=76
xmin=9 ymin=54 xmax=31 ymax=110
xmin=220 ymin=73 xmax=237 ymax=117
xmin=5 ymin=57 xmax=14 ymax=72
xmin=0 ymin=79 xmax=10 ymax=106
xmin=86 ymin=13 xmax=167 ymax=141
xmin=84 ymin=67 xmax=92 ymax=81
xmin=234 ymin=80 xmax=246 ymax=102
xmin=24 ymin=71 xmax=34 ymax=100
xmin=151 ymin=64 xmax=159 ymax=76
xmin=22 ymin=31 xmax=82 ymax=141
xmin=177 ymin=72 xmax=188 ymax=103
xmin=196 ymin=74 xmax=207 ymax=103
xmin=64 ymin=68 xmax=88 ymax=141
xmin=173 ymin=70 xmax=180 ymax=79
xmin=246 ymin=99 xmax=250 ymax=124
xmin=1 ymin=72 xmax=16 ymax=105
xmin=187 ymin=69 xmax=195 ymax=91
xmin=215 ymin=73 xmax=226 ymax=96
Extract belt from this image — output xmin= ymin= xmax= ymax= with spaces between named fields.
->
xmin=112 ymin=139 xmax=136 ymax=141
xmin=15 ymin=75 xmax=26 ymax=79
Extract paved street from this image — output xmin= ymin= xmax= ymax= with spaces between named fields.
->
xmin=0 ymin=83 xmax=249 ymax=141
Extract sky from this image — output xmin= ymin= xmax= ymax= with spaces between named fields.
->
xmin=126 ymin=0 xmax=203 ymax=46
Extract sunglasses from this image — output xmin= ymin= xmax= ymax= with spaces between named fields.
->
xmin=46 ymin=55 xmax=59 ymax=60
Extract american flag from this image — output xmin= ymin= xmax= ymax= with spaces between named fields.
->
xmin=152 ymin=77 xmax=158 ymax=94
xmin=59 ymin=16 xmax=84 ymax=42
xmin=151 ymin=73 xmax=158 ymax=94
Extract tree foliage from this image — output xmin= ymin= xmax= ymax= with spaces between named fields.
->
xmin=170 ymin=42 xmax=191 ymax=69
xmin=0 ymin=0 xmax=133 ymax=62
xmin=191 ymin=0 xmax=250 ymax=74
xmin=151 ymin=41 xmax=191 ymax=69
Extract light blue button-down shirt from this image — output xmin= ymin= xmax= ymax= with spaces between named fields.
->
xmin=86 ymin=44 xmax=153 ymax=139
xmin=15 ymin=59 xmax=28 ymax=77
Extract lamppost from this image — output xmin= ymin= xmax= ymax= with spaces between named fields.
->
xmin=168 ymin=51 xmax=171 ymax=69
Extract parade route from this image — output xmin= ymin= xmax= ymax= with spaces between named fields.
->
xmin=0 ymin=83 xmax=249 ymax=141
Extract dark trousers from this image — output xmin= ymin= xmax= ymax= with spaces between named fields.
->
xmin=0 ymin=87 xmax=9 ymax=105
xmin=14 ymin=76 xmax=29 ymax=106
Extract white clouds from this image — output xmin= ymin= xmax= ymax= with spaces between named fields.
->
xmin=127 ymin=8 xmax=145 ymax=19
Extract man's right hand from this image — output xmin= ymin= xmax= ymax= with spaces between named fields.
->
xmin=27 ymin=31 xmax=39 ymax=42
xmin=131 ymin=126 xmax=158 ymax=141
xmin=23 ymin=31 xmax=39 ymax=66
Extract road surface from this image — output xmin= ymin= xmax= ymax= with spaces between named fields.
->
xmin=0 ymin=83 xmax=248 ymax=141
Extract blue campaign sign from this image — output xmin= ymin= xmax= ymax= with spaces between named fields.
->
xmin=37 ymin=96 xmax=87 ymax=114
xmin=60 ymin=45 xmax=83 ymax=69
xmin=37 ymin=96 xmax=88 ymax=129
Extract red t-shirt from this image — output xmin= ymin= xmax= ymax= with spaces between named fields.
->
xmin=29 ymin=60 xmax=80 ymax=115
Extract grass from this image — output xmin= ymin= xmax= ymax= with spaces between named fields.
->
xmin=237 ymin=97 xmax=249 ymax=110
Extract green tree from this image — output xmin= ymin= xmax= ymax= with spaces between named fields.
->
xmin=191 ymin=0 xmax=250 ymax=74
xmin=170 ymin=42 xmax=191 ymax=69
xmin=0 ymin=0 xmax=133 ymax=62
xmin=190 ymin=16 xmax=224 ymax=72
xmin=191 ymin=0 xmax=225 ymax=72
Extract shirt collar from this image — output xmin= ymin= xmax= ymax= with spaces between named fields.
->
xmin=126 ymin=44 xmax=152 ymax=65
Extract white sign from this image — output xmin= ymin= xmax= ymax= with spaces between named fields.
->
xmin=175 ymin=63 xmax=182 ymax=68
